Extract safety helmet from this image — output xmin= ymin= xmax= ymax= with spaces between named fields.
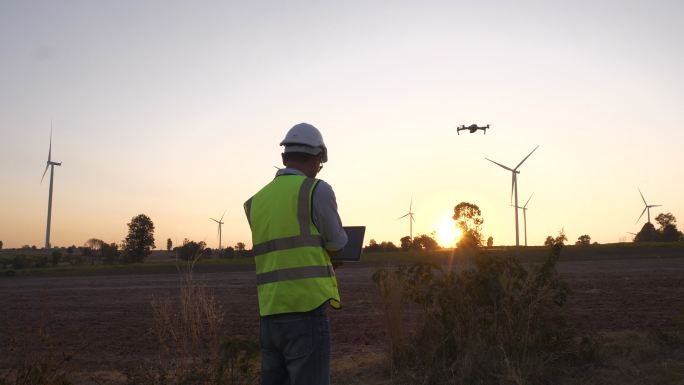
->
xmin=280 ymin=123 xmax=328 ymax=163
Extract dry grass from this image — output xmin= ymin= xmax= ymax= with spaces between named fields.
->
xmin=373 ymin=242 xmax=579 ymax=385
xmin=126 ymin=252 xmax=258 ymax=385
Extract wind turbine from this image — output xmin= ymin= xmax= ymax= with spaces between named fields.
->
xmin=511 ymin=193 xmax=533 ymax=247
xmin=398 ymin=198 xmax=416 ymax=240
xmin=210 ymin=210 xmax=226 ymax=250
xmin=486 ymin=145 xmax=539 ymax=247
xmin=41 ymin=122 xmax=62 ymax=249
xmin=635 ymin=188 xmax=661 ymax=225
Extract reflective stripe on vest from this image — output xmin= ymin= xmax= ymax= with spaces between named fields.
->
xmin=256 ymin=265 xmax=334 ymax=285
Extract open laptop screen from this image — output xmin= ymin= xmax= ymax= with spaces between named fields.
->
xmin=332 ymin=226 xmax=365 ymax=262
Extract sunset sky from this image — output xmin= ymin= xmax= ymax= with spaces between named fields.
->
xmin=1 ymin=1 xmax=683 ymax=250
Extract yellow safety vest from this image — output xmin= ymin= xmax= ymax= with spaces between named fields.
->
xmin=244 ymin=174 xmax=341 ymax=316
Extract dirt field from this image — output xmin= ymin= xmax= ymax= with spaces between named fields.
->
xmin=2 ymin=252 xmax=684 ymax=382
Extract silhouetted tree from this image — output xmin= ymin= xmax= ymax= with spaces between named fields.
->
xmin=101 ymin=242 xmax=120 ymax=264
xmin=123 ymin=214 xmax=156 ymax=263
xmin=221 ymin=246 xmax=235 ymax=258
xmin=486 ymin=236 xmax=493 ymax=248
xmin=635 ymin=222 xmax=658 ymax=242
xmin=400 ymin=236 xmax=412 ymax=251
xmin=366 ymin=239 xmax=379 ymax=251
xmin=203 ymin=248 xmax=213 ymax=258
xmin=544 ymin=230 xmax=567 ymax=247
xmin=0 ymin=240 xmax=3 ymax=249
xmin=235 ymin=242 xmax=248 ymax=257
xmin=413 ymin=233 xmax=440 ymax=251
xmin=576 ymin=235 xmax=591 ymax=246
xmin=655 ymin=213 xmax=676 ymax=229
xmin=166 ymin=238 xmax=173 ymax=251
xmin=453 ymin=202 xmax=483 ymax=249
xmin=655 ymin=213 xmax=682 ymax=242
xmin=177 ymin=239 xmax=206 ymax=261
xmin=365 ymin=239 xmax=400 ymax=252
xmin=85 ymin=238 xmax=105 ymax=265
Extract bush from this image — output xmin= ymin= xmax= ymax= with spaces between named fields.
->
xmin=372 ymin=242 xmax=578 ymax=384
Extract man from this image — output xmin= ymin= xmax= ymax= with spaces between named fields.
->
xmin=244 ymin=122 xmax=347 ymax=385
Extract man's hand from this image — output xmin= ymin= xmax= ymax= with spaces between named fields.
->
xmin=327 ymin=249 xmax=344 ymax=270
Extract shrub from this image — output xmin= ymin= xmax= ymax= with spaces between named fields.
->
xmin=373 ymin=242 xmax=578 ymax=384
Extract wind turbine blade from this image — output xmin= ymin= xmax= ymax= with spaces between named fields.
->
xmin=485 ymin=158 xmax=514 ymax=172
xmin=410 ymin=214 xmax=415 ymax=223
xmin=636 ymin=207 xmax=647 ymax=224
xmin=514 ymin=145 xmax=539 ymax=170
xmin=524 ymin=193 xmax=533 ymax=208
xmin=510 ymin=174 xmax=515 ymax=204
xmin=41 ymin=164 xmax=49 ymax=183
xmin=409 ymin=196 xmax=413 ymax=212
xmin=210 ymin=218 xmax=219 ymax=223
xmin=650 ymin=205 xmax=662 ymax=208
xmin=48 ymin=123 xmax=53 ymax=162
xmin=638 ymin=188 xmax=647 ymax=205
xmin=220 ymin=210 xmax=226 ymax=221
xmin=398 ymin=213 xmax=409 ymax=219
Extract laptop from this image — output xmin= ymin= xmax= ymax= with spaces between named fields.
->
xmin=332 ymin=226 xmax=366 ymax=262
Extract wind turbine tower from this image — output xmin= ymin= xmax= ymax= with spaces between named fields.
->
xmin=511 ymin=193 xmax=533 ymax=247
xmin=635 ymin=188 xmax=661 ymax=224
xmin=486 ymin=145 xmax=539 ymax=247
xmin=398 ymin=198 xmax=416 ymax=240
xmin=210 ymin=210 xmax=226 ymax=250
xmin=41 ymin=123 xmax=62 ymax=249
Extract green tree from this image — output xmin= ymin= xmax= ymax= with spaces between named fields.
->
xmin=544 ymin=230 xmax=567 ymax=247
xmin=655 ymin=213 xmax=682 ymax=242
xmin=166 ymin=238 xmax=173 ymax=251
xmin=85 ymin=238 xmax=105 ymax=265
xmin=575 ymin=234 xmax=591 ymax=245
xmin=453 ymin=202 xmax=483 ymax=249
xmin=400 ymin=236 xmax=412 ymax=251
xmin=635 ymin=222 xmax=658 ymax=242
xmin=413 ymin=233 xmax=440 ymax=251
xmin=655 ymin=212 xmax=676 ymax=229
xmin=176 ymin=239 xmax=206 ymax=261
xmin=101 ymin=242 xmax=120 ymax=264
xmin=123 ymin=214 xmax=156 ymax=263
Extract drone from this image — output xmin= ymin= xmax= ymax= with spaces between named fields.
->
xmin=457 ymin=124 xmax=490 ymax=135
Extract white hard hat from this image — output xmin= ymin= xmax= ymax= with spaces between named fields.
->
xmin=280 ymin=123 xmax=328 ymax=163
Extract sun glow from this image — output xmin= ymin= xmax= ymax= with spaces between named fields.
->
xmin=436 ymin=215 xmax=462 ymax=247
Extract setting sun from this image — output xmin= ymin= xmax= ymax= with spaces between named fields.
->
xmin=436 ymin=215 xmax=462 ymax=247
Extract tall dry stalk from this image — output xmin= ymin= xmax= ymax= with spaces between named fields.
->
xmin=149 ymin=252 xmax=225 ymax=382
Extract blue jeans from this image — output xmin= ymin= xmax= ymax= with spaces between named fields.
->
xmin=259 ymin=304 xmax=330 ymax=385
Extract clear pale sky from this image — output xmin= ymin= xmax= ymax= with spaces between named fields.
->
xmin=1 ymin=0 xmax=683 ymax=250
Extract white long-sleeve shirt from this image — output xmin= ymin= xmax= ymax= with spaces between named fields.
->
xmin=275 ymin=167 xmax=348 ymax=251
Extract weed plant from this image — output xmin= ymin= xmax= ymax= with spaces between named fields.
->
xmin=373 ymin=240 xmax=581 ymax=385
xmin=127 ymin=248 xmax=259 ymax=385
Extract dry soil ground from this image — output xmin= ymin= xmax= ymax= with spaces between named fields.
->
xmin=1 ymin=253 xmax=684 ymax=383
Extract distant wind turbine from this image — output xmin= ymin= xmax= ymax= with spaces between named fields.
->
xmin=511 ymin=193 xmax=533 ymax=247
xmin=41 ymin=122 xmax=62 ymax=249
xmin=635 ymin=188 xmax=661 ymax=224
xmin=210 ymin=210 xmax=226 ymax=250
xmin=486 ymin=145 xmax=539 ymax=247
xmin=398 ymin=198 xmax=416 ymax=240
